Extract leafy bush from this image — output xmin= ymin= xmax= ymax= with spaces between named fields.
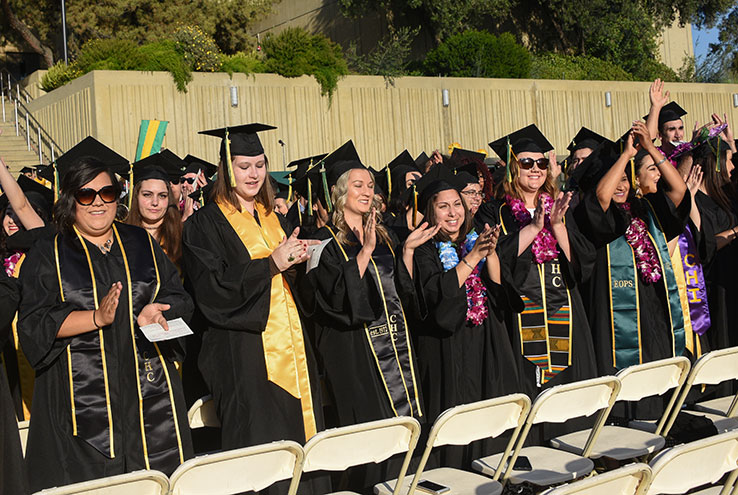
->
xmin=262 ymin=27 xmax=348 ymax=97
xmin=221 ymin=51 xmax=266 ymax=76
xmin=173 ymin=25 xmax=222 ymax=72
xmin=531 ymin=53 xmax=634 ymax=81
xmin=423 ymin=30 xmax=531 ymax=79
xmin=73 ymin=39 xmax=149 ymax=71
xmin=138 ymin=41 xmax=193 ymax=92
xmin=40 ymin=62 xmax=83 ymax=92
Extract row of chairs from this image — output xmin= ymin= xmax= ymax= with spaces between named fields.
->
xmin=32 ymin=346 xmax=738 ymax=495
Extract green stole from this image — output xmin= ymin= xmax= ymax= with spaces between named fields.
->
xmin=607 ymin=200 xmax=685 ymax=369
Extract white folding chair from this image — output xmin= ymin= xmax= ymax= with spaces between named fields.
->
xmin=33 ymin=470 xmax=169 ymax=495
xmin=374 ymin=394 xmax=531 ymax=495
xmin=550 ymin=357 xmax=690 ymax=460
xmin=645 ymin=429 xmax=738 ymax=495
xmin=169 ymin=440 xmax=303 ymax=495
xmin=633 ymin=347 xmax=738 ymax=436
xmin=290 ymin=416 xmax=422 ymax=495
xmin=540 ymin=463 xmax=652 ymax=495
xmin=18 ymin=419 xmax=29 ymax=457
xmin=473 ymin=376 xmax=621 ymax=488
xmin=187 ymin=394 xmax=221 ymax=429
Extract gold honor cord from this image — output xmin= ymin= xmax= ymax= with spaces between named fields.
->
xmin=630 ymin=157 xmax=637 ymax=191
xmin=386 ymin=166 xmax=392 ymax=197
xmin=287 ymin=174 xmax=293 ymax=203
xmin=128 ymin=163 xmax=134 ymax=210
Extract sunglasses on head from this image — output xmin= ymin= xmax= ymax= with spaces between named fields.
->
xmin=74 ymin=186 xmax=117 ymax=206
xmin=518 ymin=158 xmax=549 ymax=170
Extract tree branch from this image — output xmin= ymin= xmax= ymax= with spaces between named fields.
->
xmin=1 ymin=0 xmax=54 ymax=68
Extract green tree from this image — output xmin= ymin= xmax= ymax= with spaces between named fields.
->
xmin=346 ymin=26 xmax=419 ymax=84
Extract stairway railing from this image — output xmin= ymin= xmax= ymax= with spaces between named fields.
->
xmin=0 ymin=69 xmax=64 ymax=164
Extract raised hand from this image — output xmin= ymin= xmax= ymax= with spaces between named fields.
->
xmin=95 ymin=282 xmax=122 ymax=327
xmin=550 ymin=191 xmax=572 ymax=226
xmin=137 ymin=302 xmax=171 ymax=331
xmin=632 ymin=121 xmax=653 ymax=151
xmin=359 ymin=207 xmax=377 ymax=255
xmin=404 ymin=221 xmax=440 ymax=251
xmin=684 ymin=164 xmax=703 ymax=195
xmin=548 ymin=150 xmax=562 ymax=179
xmin=532 ymin=199 xmax=546 ymax=231
xmin=488 ymin=224 xmax=501 ymax=252
xmin=469 ymin=224 xmax=495 ymax=259
xmin=649 ymin=78 xmax=669 ymax=108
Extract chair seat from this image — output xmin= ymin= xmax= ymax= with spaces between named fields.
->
xmin=692 ymin=396 xmax=734 ymax=416
xmin=549 ymin=425 xmax=665 ymax=460
xmin=374 ymin=467 xmax=502 ymax=495
xmin=472 ymin=446 xmax=594 ymax=486
xmin=689 ymin=486 xmax=729 ymax=495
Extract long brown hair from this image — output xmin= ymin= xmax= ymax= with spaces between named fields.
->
xmin=331 ymin=169 xmax=392 ymax=247
xmin=497 ymin=156 xmax=557 ymax=202
xmin=126 ymin=180 xmax=183 ymax=265
xmin=694 ymin=144 xmax=733 ymax=215
xmin=211 ymin=156 xmax=274 ymax=213
xmin=424 ymin=188 xmax=473 ymax=243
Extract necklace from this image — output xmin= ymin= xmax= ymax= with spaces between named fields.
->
xmin=98 ymin=237 xmax=113 ymax=254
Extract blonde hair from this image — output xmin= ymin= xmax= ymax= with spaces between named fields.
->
xmin=331 ymin=169 xmax=392 ymax=247
xmin=498 ymin=156 xmax=557 ymax=202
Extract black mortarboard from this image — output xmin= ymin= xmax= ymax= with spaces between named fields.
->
xmin=16 ymin=175 xmax=54 ymax=217
xmin=414 ymin=152 xmax=429 ymax=169
xmin=188 ymin=181 xmax=215 ymax=208
xmin=48 ymin=136 xmax=130 ymax=181
xmin=413 ymin=163 xmax=461 ymax=216
xmin=285 ymin=153 xmax=327 ymax=202
xmin=643 ymin=102 xmax=687 ymax=128
xmin=199 ymin=123 xmax=276 ymax=188
xmin=270 ymin=172 xmax=292 ymax=200
xmin=565 ymin=137 xmax=618 ymax=192
xmin=183 ymin=154 xmax=217 ymax=178
xmin=489 ymin=124 xmax=553 ymax=182
xmin=453 ymin=171 xmax=479 ymax=190
xmin=323 ymin=140 xmax=364 ymax=190
xmin=20 ymin=166 xmax=34 ymax=174
xmin=387 ymin=150 xmax=420 ymax=198
xmin=567 ymin=127 xmax=607 ymax=154
xmin=374 ymin=166 xmax=390 ymax=198
xmin=132 ymin=150 xmax=186 ymax=184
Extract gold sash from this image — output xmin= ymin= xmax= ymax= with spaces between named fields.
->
xmin=217 ymin=201 xmax=317 ymax=440
xmin=11 ymin=254 xmax=34 ymax=420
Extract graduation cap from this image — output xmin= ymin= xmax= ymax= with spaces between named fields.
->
xmin=448 ymin=147 xmax=486 ymax=177
xmin=414 ymin=152 xmax=429 ymax=169
xmin=565 ymin=137 xmax=618 ymax=193
xmin=412 ymin=163 xmax=461 ymax=220
xmin=644 ymin=102 xmax=687 ymax=129
xmin=0 ymin=175 xmax=55 ymax=220
xmin=386 ymin=150 xmax=420 ymax=198
xmin=188 ymin=180 xmax=215 ymax=208
xmin=182 ymin=154 xmax=217 ymax=179
xmin=269 ymin=172 xmax=292 ymax=201
xmin=20 ymin=166 xmax=34 ymax=175
xmin=489 ymin=124 xmax=554 ymax=182
xmin=132 ymin=150 xmax=187 ymax=184
xmin=567 ymin=128 xmax=608 ymax=154
xmin=373 ymin=166 xmax=390 ymax=198
xmin=312 ymin=140 xmax=365 ymax=212
xmin=199 ymin=123 xmax=276 ymax=188
xmin=284 ymin=153 xmax=327 ymax=203
xmin=453 ymin=171 xmax=479 ymax=190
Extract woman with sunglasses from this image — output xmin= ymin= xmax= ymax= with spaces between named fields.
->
xmin=17 ymin=156 xmax=194 ymax=491
xmin=182 ymin=125 xmax=326 ymax=495
xmin=574 ymin=122 xmax=690 ymax=380
xmin=488 ymin=125 xmax=597 ymax=396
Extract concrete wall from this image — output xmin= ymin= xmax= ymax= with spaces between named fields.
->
xmin=658 ymin=21 xmax=694 ymax=73
xmin=24 ymin=70 xmax=738 ymax=171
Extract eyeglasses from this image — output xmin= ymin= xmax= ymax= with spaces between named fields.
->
xmin=461 ymin=190 xmax=484 ymax=198
xmin=518 ymin=158 xmax=549 ymax=170
xmin=74 ymin=186 xmax=117 ymax=206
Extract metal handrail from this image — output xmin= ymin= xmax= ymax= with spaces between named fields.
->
xmin=0 ymin=69 xmax=64 ymax=164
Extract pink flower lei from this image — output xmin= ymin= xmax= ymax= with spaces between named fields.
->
xmin=4 ymin=251 xmax=23 ymax=277
xmin=436 ymin=231 xmax=489 ymax=326
xmin=505 ymin=194 xmax=559 ymax=263
xmin=619 ymin=202 xmax=662 ymax=283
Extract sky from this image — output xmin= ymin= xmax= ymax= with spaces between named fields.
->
xmin=692 ymin=25 xmax=720 ymax=60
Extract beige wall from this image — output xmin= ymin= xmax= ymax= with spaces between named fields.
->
xmin=658 ymin=21 xmax=694 ymax=73
xmin=24 ymin=70 xmax=738 ymax=170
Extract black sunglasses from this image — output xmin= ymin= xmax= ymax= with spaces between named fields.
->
xmin=518 ymin=158 xmax=549 ymax=170
xmin=74 ymin=186 xmax=117 ymax=206
xmin=171 ymin=177 xmax=196 ymax=185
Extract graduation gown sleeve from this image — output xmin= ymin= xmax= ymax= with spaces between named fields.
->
xmin=182 ymin=206 xmax=273 ymax=332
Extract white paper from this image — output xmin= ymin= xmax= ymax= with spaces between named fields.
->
xmin=139 ymin=317 xmax=193 ymax=342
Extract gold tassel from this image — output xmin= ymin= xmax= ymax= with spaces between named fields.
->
xmin=225 ymin=128 xmax=236 ymax=188
xmin=412 ymin=184 xmax=418 ymax=227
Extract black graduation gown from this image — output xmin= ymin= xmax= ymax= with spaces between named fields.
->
xmin=383 ymin=210 xmax=413 ymax=243
xmin=0 ymin=269 xmax=28 ymax=495
xmin=574 ymin=190 xmax=690 ymax=376
xmin=18 ymin=227 xmax=194 ymax=492
xmin=496 ymin=204 xmax=598 ymax=397
xmin=399 ymin=239 xmax=522 ymax=468
xmin=303 ymin=225 xmax=422 ymax=427
xmin=181 ymin=203 xmax=324 ymax=450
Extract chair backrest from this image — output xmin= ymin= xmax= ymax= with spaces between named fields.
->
xmin=616 ymin=357 xmax=691 ymax=435
xmin=664 ymin=347 xmax=738 ymax=435
xmin=407 ymin=393 xmax=531 ymax=494
xmin=502 ymin=376 xmax=621 ymax=481
xmin=169 ymin=440 xmax=303 ymax=495
xmin=34 ymin=470 xmax=169 ymax=495
xmin=646 ymin=429 xmax=738 ymax=495
xmin=187 ymin=395 xmax=221 ymax=429
xmin=541 ymin=463 xmax=652 ymax=495
xmin=18 ymin=419 xmax=29 ymax=457
xmin=294 ymin=416 xmax=421 ymax=495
